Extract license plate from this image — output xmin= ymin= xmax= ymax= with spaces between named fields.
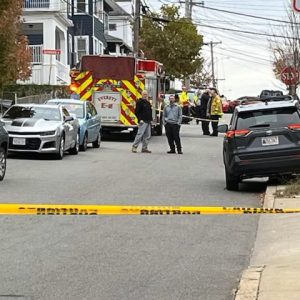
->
xmin=13 ymin=138 xmax=26 ymax=145
xmin=262 ymin=136 xmax=279 ymax=146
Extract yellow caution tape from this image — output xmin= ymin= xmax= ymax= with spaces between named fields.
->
xmin=0 ymin=204 xmax=299 ymax=215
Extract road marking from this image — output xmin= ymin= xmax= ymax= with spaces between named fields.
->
xmin=0 ymin=204 xmax=299 ymax=215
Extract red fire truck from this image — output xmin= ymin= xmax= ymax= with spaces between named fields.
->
xmin=69 ymin=55 xmax=168 ymax=136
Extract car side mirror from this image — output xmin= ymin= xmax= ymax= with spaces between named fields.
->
xmin=64 ymin=116 xmax=73 ymax=122
xmin=218 ymin=124 xmax=228 ymax=133
xmin=86 ymin=113 xmax=92 ymax=120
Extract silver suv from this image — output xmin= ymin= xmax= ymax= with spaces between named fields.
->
xmin=219 ymin=98 xmax=300 ymax=190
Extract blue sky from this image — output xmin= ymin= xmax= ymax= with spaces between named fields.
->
xmin=146 ymin=0 xmax=293 ymax=99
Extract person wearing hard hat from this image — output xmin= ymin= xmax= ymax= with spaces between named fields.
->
xmin=179 ymin=86 xmax=190 ymax=124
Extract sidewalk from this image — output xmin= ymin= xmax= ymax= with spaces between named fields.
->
xmin=235 ymin=185 xmax=300 ymax=300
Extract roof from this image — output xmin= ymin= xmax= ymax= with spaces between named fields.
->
xmin=104 ymin=34 xmax=132 ymax=51
xmin=106 ymin=0 xmax=130 ymax=16
xmin=236 ymin=100 xmax=299 ymax=112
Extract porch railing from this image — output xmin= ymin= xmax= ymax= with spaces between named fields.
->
xmin=29 ymin=45 xmax=43 ymax=64
xmin=23 ymin=0 xmax=66 ymax=11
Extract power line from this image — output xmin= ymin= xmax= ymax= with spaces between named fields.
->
xmin=195 ymin=5 xmax=299 ymax=25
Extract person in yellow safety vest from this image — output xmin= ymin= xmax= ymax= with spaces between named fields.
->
xmin=179 ymin=86 xmax=190 ymax=124
xmin=192 ymin=91 xmax=201 ymax=124
xmin=207 ymin=87 xmax=223 ymax=136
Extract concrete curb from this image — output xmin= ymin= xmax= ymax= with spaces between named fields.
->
xmin=234 ymin=266 xmax=265 ymax=300
xmin=234 ymin=185 xmax=276 ymax=300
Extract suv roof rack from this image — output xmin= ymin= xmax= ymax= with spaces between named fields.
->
xmin=240 ymin=95 xmax=294 ymax=106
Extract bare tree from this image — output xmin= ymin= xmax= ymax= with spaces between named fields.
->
xmin=270 ymin=7 xmax=300 ymax=95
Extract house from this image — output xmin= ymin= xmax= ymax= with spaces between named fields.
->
xmin=68 ymin=0 xmax=114 ymax=68
xmin=22 ymin=0 xmax=73 ymax=85
xmin=105 ymin=0 xmax=133 ymax=55
xmin=21 ymin=0 xmax=114 ymax=86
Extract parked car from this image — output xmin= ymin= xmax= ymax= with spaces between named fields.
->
xmin=0 ymin=120 xmax=8 ymax=180
xmin=220 ymin=95 xmax=230 ymax=113
xmin=228 ymin=96 xmax=259 ymax=112
xmin=218 ymin=98 xmax=300 ymax=191
xmin=46 ymin=99 xmax=101 ymax=151
xmin=2 ymin=104 xmax=80 ymax=159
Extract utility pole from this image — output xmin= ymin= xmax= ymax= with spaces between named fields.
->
xmin=183 ymin=1 xmax=204 ymax=19
xmin=133 ymin=0 xmax=141 ymax=56
xmin=204 ymin=41 xmax=222 ymax=88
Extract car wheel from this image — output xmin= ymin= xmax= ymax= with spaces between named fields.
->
xmin=80 ymin=133 xmax=88 ymax=152
xmin=0 ymin=147 xmax=7 ymax=181
xmin=55 ymin=135 xmax=65 ymax=160
xmin=225 ymin=169 xmax=239 ymax=191
xmin=93 ymin=131 xmax=101 ymax=148
xmin=70 ymin=133 xmax=79 ymax=155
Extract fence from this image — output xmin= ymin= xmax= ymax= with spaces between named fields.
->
xmin=16 ymin=94 xmax=52 ymax=105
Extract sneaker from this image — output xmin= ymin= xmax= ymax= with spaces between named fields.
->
xmin=141 ymin=149 xmax=152 ymax=153
xmin=177 ymin=150 xmax=183 ymax=154
xmin=132 ymin=146 xmax=137 ymax=153
xmin=167 ymin=150 xmax=176 ymax=154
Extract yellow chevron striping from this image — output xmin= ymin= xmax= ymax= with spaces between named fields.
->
xmin=134 ymin=75 xmax=145 ymax=91
xmin=120 ymin=101 xmax=138 ymax=124
xmin=120 ymin=113 xmax=131 ymax=125
xmin=77 ymin=75 xmax=93 ymax=95
xmin=75 ymin=71 xmax=89 ymax=81
xmin=122 ymin=80 xmax=141 ymax=99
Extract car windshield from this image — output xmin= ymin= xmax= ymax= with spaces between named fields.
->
xmin=54 ymin=103 xmax=84 ymax=118
xmin=236 ymin=107 xmax=300 ymax=130
xmin=3 ymin=106 xmax=61 ymax=121
xmin=48 ymin=101 xmax=84 ymax=119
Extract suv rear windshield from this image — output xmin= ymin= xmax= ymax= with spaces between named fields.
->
xmin=236 ymin=107 xmax=300 ymax=129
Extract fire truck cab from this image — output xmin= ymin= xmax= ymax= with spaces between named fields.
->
xmin=69 ymin=55 xmax=168 ymax=137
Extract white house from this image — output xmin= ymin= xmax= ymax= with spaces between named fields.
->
xmin=106 ymin=0 xmax=133 ymax=55
xmin=22 ymin=0 xmax=73 ymax=85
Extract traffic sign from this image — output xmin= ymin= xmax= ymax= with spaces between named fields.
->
xmin=280 ymin=66 xmax=299 ymax=85
xmin=42 ymin=49 xmax=61 ymax=55
xmin=292 ymin=0 xmax=300 ymax=12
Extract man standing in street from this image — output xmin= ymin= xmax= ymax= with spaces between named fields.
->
xmin=163 ymin=95 xmax=183 ymax=154
xmin=199 ymin=89 xmax=211 ymax=135
xmin=179 ymin=85 xmax=190 ymax=124
xmin=132 ymin=90 xmax=153 ymax=153
xmin=207 ymin=88 xmax=223 ymax=136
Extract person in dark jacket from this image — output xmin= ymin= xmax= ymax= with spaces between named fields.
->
xmin=132 ymin=90 xmax=153 ymax=153
xmin=199 ymin=89 xmax=211 ymax=135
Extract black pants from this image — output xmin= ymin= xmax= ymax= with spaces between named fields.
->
xmin=210 ymin=115 xmax=220 ymax=136
xmin=202 ymin=120 xmax=210 ymax=135
xmin=182 ymin=106 xmax=190 ymax=124
xmin=165 ymin=123 xmax=182 ymax=151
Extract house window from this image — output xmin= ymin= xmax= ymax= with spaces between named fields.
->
xmin=93 ymin=38 xmax=103 ymax=55
xmin=75 ymin=36 xmax=89 ymax=62
xmin=75 ymin=0 xmax=88 ymax=14
xmin=94 ymin=0 xmax=103 ymax=19
xmin=109 ymin=24 xmax=117 ymax=31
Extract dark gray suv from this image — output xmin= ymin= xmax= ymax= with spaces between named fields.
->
xmin=0 ymin=120 xmax=8 ymax=180
xmin=219 ymin=98 xmax=300 ymax=191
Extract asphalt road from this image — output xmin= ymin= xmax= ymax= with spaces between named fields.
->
xmin=0 ymin=121 xmax=266 ymax=300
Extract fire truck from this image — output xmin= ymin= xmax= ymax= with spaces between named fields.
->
xmin=69 ymin=55 xmax=169 ymax=136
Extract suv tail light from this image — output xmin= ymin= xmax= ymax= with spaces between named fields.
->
xmin=226 ymin=129 xmax=250 ymax=138
xmin=288 ymin=124 xmax=300 ymax=131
